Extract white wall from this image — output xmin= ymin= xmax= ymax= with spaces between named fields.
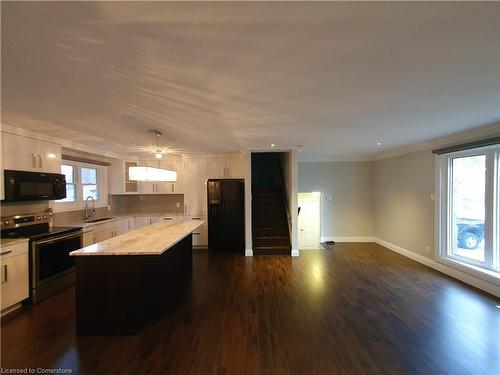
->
xmin=373 ymin=150 xmax=435 ymax=257
xmin=298 ymin=161 xmax=374 ymax=239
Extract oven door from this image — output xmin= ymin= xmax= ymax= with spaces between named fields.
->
xmin=31 ymin=231 xmax=82 ymax=288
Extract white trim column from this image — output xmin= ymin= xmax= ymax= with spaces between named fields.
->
xmin=290 ymin=150 xmax=299 ymax=256
xmin=244 ymin=151 xmax=253 ymax=256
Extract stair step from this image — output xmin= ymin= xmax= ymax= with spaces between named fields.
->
xmin=253 ymin=227 xmax=289 ymax=235
xmin=252 ymin=212 xmax=285 ymax=219
xmin=253 ymin=246 xmax=291 ymax=256
xmin=253 ymin=237 xmax=290 ymax=246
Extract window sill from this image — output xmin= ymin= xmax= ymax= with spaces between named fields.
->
xmin=436 ymin=256 xmax=500 ymax=287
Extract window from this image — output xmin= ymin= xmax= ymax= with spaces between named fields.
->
xmin=438 ymin=145 xmax=500 ymax=276
xmin=59 ymin=164 xmax=76 ymax=202
xmin=55 ymin=161 xmax=107 ymax=211
xmin=81 ymin=167 xmax=99 ymax=200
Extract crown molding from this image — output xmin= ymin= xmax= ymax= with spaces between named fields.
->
xmin=372 ymin=122 xmax=500 ymax=161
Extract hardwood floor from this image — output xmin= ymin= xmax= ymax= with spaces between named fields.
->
xmin=2 ymin=243 xmax=499 ymax=374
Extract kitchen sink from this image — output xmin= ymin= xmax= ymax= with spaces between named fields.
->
xmin=85 ymin=217 xmax=114 ymax=223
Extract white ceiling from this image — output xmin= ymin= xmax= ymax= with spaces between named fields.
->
xmin=2 ymin=2 xmax=499 ymax=160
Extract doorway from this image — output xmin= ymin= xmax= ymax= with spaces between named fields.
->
xmin=298 ymin=192 xmax=321 ymax=249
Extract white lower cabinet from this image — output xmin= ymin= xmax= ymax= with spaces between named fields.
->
xmin=83 ymin=218 xmax=133 ymax=246
xmin=82 ymin=230 xmax=95 ymax=247
xmin=81 ymin=215 xmax=204 ymax=249
xmin=134 ymin=216 xmax=152 ymax=228
xmin=1 ymin=241 xmax=29 ymax=312
xmin=185 ymin=216 xmax=208 ymax=249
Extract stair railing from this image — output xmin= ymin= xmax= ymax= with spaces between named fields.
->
xmin=278 ymin=160 xmax=292 ymax=238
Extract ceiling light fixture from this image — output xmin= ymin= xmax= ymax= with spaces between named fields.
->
xmin=150 ymin=129 xmax=164 ymax=159
xmin=129 ymin=166 xmax=177 ymax=182
xmin=129 ymin=130 xmax=177 ymax=182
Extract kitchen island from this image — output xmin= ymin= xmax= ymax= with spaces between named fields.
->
xmin=70 ymin=219 xmax=205 ymax=336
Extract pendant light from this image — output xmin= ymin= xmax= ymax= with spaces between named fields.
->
xmin=129 ymin=130 xmax=177 ymax=182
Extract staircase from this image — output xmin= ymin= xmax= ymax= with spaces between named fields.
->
xmin=252 ymin=186 xmax=291 ymax=255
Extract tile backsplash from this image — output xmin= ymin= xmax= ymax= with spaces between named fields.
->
xmin=1 ymin=201 xmax=50 ymax=217
xmin=110 ymin=194 xmax=184 ymax=215
xmin=51 ymin=207 xmax=110 ymax=226
xmin=2 ymin=194 xmax=184 ymax=227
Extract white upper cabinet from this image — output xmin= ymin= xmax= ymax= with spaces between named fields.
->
xmin=1 ymin=132 xmax=61 ymax=174
xmin=159 ymin=157 xmax=184 ymax=194
xmin=183 ymin=158 xmax=208 ymax=215
xmin=109 ymin=160 xmax=139 ymax=194
xmin=225 ymin=157 xmax=245 ymax=178
xmin=206 ymin=157 xmax=245 ymax=179
xmin=206 ymin=158 xmax=227 ymax=179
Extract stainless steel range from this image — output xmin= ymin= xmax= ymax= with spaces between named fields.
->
xmin=1 ymin=212 xmax=82 ymax=303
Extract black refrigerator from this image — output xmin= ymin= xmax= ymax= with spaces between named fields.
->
xmin=208 ymin=179 xmax=245 ymax=253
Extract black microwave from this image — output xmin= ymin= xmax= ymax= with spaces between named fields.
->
xmin=3 ymin=170 xmax=67 ymax=202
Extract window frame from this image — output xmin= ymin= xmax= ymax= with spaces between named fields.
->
xmin=53 ymin=161 xmax=108 ymax=212
xmin=437 ymin=144 xmax=500 ymax=278
xmin=60 ymin=163 xmax=77 ymax=203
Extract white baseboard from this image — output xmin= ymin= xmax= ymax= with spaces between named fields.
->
xmin=375 ymin=238 xmax=500 ymax=298
xmin=245 ymin=249 xmax=253 ymax=257
xmin=321 ymin=236 xmax=376 ymax=243
xmin=291 ymin=249 xmax=299 ymax=257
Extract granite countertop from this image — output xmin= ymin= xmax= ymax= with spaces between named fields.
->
xmin=70 ymin=219 xmax=205 ymax=256
xmin=67 ymin=213 xmax=184 ymax=229
xmin=0 ymin=238 xmax=29 ymax=248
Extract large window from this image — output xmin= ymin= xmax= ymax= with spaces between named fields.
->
xmin=438 ymin=145 xmax=500 ymax=276
xmin=55 ymin=161 xmax=107 ymax=211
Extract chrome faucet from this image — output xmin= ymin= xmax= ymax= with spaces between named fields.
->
xmin=84 ymin=196 xmax=95 ymax=220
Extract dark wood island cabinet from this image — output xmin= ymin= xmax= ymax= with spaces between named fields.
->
xmin=70 ymin=220 xmax=204 ymax=336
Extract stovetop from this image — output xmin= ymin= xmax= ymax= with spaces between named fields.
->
xmin=1 ymin=224 xmax=82 ymax=241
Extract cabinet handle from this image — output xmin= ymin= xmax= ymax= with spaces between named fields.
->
xmin=192 ymin=217 xmax=201 ymax=220
xmin=2 ymin=265 xmax=7 ymax=283
xmin=0 ymin=251 xmax=12 ymax=256
xmin=193 ymin=232 xmax=201 ymax=235
xmin=171 ymin=184 xmax=174 ymax=193
xmin=38 ymin=154 xmax=43 ymax=169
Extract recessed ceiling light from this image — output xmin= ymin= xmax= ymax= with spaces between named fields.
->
xmin=270 ymin=143 xmax=275 ymax=148
xmin=377 ymin=142 xmax=383 ymax=146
